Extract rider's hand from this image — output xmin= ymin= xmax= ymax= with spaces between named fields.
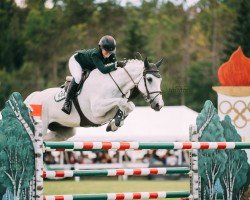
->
xmin=117 ymin=60 xmax=127 ymax=68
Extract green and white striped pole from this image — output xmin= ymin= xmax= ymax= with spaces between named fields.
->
xmin=43 ymin=191 xmax=191 ymax=200
xmin=44 ymin=141 xmax=250 ymax=151
xmin=43 ymin=167 xmax=190 ymax=178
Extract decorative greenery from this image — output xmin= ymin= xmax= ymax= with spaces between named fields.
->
xmin=197 ymin=101 xmax=250 ymax=200
xmin=197 ymin=100 xmax=227 ymax=200
xmin=0 ymin=92 xmax=35 ymax=200
xmin=220 ymin=116 xmax=249 ymax=200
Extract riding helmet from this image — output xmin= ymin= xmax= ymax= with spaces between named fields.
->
xmin=98 ymin=35 xmax=116 ymax=52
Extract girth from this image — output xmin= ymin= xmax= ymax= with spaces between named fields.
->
xmin=72 ymin=70 xmax=100 ymax=127
xmin=73 ymin=97 xmax=100 ymax=127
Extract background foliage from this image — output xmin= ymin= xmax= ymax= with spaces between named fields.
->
xmin=0 ymin=0 xmax=249 ymax=110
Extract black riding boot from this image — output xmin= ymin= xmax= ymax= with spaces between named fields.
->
xmin=61 ymin=79 xmax=79 ymax=115
xmin=115 ymin=109 xmax=124 ymax=127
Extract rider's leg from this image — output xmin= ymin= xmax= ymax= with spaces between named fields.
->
xmin=61 ymin=78 xmax=79 ymax=114
xmin=62 ymin=55 xmax=82 ymax=114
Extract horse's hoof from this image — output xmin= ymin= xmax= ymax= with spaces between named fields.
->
xmin=106 ymin=124 xmax=112 ymax=132
xmin=106 ymin=122 xmax=119 ymax=132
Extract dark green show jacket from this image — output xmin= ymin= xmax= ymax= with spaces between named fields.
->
xmin=74 ymin=48 xmax=117 ymax=74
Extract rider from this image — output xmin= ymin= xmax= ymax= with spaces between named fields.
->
xmin=62 ymin=35 xmax=118 ymax=115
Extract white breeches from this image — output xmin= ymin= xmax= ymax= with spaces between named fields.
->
xmin=69 ymin=54 xmax=83 ymax=84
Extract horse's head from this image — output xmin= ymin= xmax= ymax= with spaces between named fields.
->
xmin=138 ymin=57 xmax=164 ymax=111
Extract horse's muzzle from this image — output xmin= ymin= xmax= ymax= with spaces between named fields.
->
xmin=151 ymin=101 xmax=164 ymax=111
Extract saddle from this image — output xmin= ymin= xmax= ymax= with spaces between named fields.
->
xmin=61 ymin=70 xmax=90 ymax=92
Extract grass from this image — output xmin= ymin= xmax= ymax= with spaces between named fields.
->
xmin=44 ymin=179 xmax=190 ymax=199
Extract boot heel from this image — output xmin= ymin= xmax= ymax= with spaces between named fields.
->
xmin=62 ymin=101 xmax=72 ymax=115
xmin=62 ymin=107 xmax=70 ymax=115
xmin=61 ymin=78 xmax=78 ymax=115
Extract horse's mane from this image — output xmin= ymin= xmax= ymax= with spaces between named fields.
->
xmin=125 ymin=59 xmax=144 ymax=69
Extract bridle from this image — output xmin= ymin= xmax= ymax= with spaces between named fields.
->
xmin=109 ymin=66 xmax=162 ymax=104
xmin=142 ymin=68 xmax=162 ymax=104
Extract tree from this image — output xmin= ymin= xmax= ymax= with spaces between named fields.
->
xmin=0 ymin=0 xmax=26 ymax=72
xmin=0 ymin=0 xmax=244 ymax=111
xmin=196 ymin=0 xmax=237 ymax=79
xmin=186 ymin=61 xmax=217 ymax=111
xmin=122 ymin=8 xmax=148 ymax=58
xmin=223 ymin=0 xmax=250 ymax=59
xmin=0 ymin=70 xmax=13 ymax=108
xmin=63 ymin=0 xmax=96 ymax=25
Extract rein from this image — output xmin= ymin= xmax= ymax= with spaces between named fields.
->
xmin=108 ymin=73 xmax=126 ymax=98
xmin=108 ymin=67 xmax=162 ymax=104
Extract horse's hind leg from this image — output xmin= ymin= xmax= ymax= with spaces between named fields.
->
xmin=44 ymin=125 xmax=76 ymax=141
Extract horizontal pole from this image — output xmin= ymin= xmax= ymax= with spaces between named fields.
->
xmin=43 ymin=167 xmax=190 ymax=178
xmin=43 ymin=141 xmax=250 ymax=151
xmin=43 ymin=191 xmax=191 ymax=200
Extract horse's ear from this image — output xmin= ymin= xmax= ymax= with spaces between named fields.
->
xmin=155 ymin=58 xmax=164 ymax=68
xmin=144 ymin=57 xmax=150 ymax=69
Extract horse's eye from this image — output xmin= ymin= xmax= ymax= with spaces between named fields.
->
xmin=147 ymin=77 xmax=152 ymax=83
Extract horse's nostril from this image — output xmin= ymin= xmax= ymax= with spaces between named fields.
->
xmin=156 ymin=103 xmax=159 ymax=108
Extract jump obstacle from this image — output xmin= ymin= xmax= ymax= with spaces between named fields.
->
xmin=41 ymin=128 xmax=250 ymax=200
xmin=40 ymin=128 xmax=250 ymax=200
xmin=34 ymin=110 xmax=250 ymax=200
xmin=0 ymin=93 xmax=249 ymax=200
xmin=41 ymin=128 xmax=197 ymax=200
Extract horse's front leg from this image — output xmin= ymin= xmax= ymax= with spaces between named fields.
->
xmin=91 ymin=98 xmax=135 ymax=132
xmin=92 ymin=98 xmax=134 ymax=118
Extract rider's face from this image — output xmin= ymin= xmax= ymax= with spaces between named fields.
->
xmin=102 ymin=49 xmax=112 ymax=58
